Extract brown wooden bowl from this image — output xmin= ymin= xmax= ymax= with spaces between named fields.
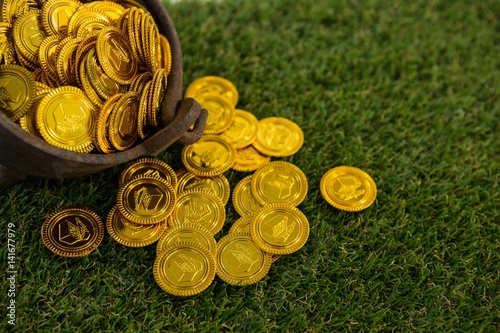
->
xmin=0 ymin=0 xmax=207 ymax=187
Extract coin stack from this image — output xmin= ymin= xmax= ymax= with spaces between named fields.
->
xmin=0 ymin=0 xmax=172 ymax=153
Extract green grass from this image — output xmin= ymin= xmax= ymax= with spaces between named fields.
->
xmin=2 ymin=0 xmax=499 ymax=331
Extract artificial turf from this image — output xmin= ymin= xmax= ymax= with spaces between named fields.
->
xmin=1 ymin=0 xmax=499 ymax=331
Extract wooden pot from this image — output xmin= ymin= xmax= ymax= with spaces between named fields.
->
xmin=0 ymin=0 xmax=207 ymax=187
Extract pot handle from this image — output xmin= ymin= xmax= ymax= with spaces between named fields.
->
xmin=142 ymin=98 xmax=208 ymax=156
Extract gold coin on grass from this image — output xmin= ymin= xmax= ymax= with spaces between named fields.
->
xmin=0 ymin=64 xmax=36 ymax=120
xmin=170 ymin=189 xmax=226 ymax=235
xmin=156 ymin=223 xmax=217 ymax=256
xmin=196 ymin=94 xmax=235 ymax=134
xmin=250 ymin=203 xmax=309 ymax=255
xmin=232 ymin=175 xmax=264 ymax=217
xmin=177 ymin=172 xmax=230 ymax=206
xmin=153 ymin=242 xmax=216 ymax=296
xmin=216 ymin=234 xmax=272 ymax=286
xmin=120 ymin=158 xmax=178 ymax=188
xmin=251 ymin=161 xmax=308 ymax=206
xmin=106 ymin=205 xmax=167 ymax=247
xmin=181 ymin=135 xmax=236 ymax=177
xmin=116 ymin=175 xmax=176 ymax=224
xmin=36 ymin=86 xmax=96 ymax=152
xmin=185 ymin=75 xmax=238 ymax=107
xmin=219 ymin=109 xmax=258 ymax=148
xmin=229 ymin=214 xmax=254 ymax=236
xmin=320 ymin=166 xmax=377 ymax=212
xmin=232 ymin=146 xmax=271 ymax=172
xmin=253 ymin=117 xmax=304 ymax=157
xmin=41 ymin=207 xmax=104 ymax=257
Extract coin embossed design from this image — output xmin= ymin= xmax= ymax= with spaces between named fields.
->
xmin=41 ymin=207 xmax=104 ymax=257
xmin=232 ymin=175 xmax=264 ymax=217
xmin=216 ymin=234 xmax=272 ymax=285
xmin=181 ymin=135 xmax=236 ymax=177
xmin=250 ymin=204 xmax=309 ymax=255
xmin=253 ymin=117 xmax=304 ymax=157
xmin=185 ymin=75 xmax=238 ymax=107
xmin=196 ymin=94 xmax=235 ymax=134
xmin=320 ymin=166 xmax=377 ymax=212
xmin=117 ymin=175 xmax=176 ymax=224
xmin=220 ymin=109 xmax=258 ymax=148
xmin=153 ymin=242 xmax=216 ymax=296
xmin=106 ymin=205 xmax=167 ymax=247
xmin=170 ymin=189 xmax=226 ymax=235
xmin=251 ymin=161 xmax=308 ymax=206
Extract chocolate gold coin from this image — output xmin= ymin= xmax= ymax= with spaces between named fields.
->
xmin=320 ymin=166 xmax=377 ymax=212
xmin=253 ymin=117 xmax=304 ymax=157
xmin=106 ymin=205 xmax=167 ymax=247
xmin=181 ymin=135 xmax=236 ymax=177
xmin=250 ymin=204 xmax=309 ymax=255
xmin=185 ymin=75 xmax=238 ymax=107
xmin=251 ymin=161 xmax=308 ymax=206
xmin=116 ymin=175 xmax=176 ymax=224
xmin=41 ymin=207 xmax=104 ymax=257
xmin=120 ymin=158 xmax=178 ymax=188
xmin=153 ymin=242 xmax=216 ymax=296
xmin=216 ymin=234 xmax=272 ymax=286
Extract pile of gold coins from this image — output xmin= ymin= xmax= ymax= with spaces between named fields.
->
xmin=0 ymin=0 xmax=171 ymax=153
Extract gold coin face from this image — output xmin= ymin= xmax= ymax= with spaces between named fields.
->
xmin=251 ymin=161 xmax=308 ymax=206
xmin=108 ymin=91 xmax=139 ymax=151
xmin=96 ymin=26 xmax=137 ymax=84
xmin=117 ymin=175 xmax=176 ymax=224
xmin=120 ymin=158 xmax=178 ymax=188
xmin=86 ymin=49 xmax=125 ymax=100
xmin=13 ymin=10 xmax=46 ymax=64
xmin=157 ymin=223 xmax=217 ymax=255
xmin=185 ymin=75 xmax=238 ymax=107
xmin=153 ymin=242 xmax=216 ymax=296
xmin=229 ymin=214 xmax=254 ymax=236
xmin=0 ymin=64 xmax=36 ymax=120
xmin=106 ymin=205 xmax=167 ymax=247
xmin=320 ymin=166 xmax=377 ymax=212
xmin=177 ymin=172 xmax=230 ymax=206
xmin=41 ymin=208 xmax=104 ymax=257
xmin=41 ymin=0 xmax=81 ymax=35
xmin=171 ymin=190 xmax=225 ymax=235
xmin=36 ymin=86 xmax=96 ymax=152
xmin=216 ymin=234 xmax=272 ymax=286
xmin=88 ymin=1 xmax=126 ymax=21
xmin=250 ymin=204 xmax=309 ymax=255
xmin=232 ymin=175 xmax=264 ymax=217
xmin=220 ymin=109 xmax=258 ymax=148
xmin=197 ymin=94 xmax=235 ymax=134
xmin=253 ymin=117 xmax=304 ymax=157
xmin=232 ymin=146 xmax=271 ymax=172
xmin=181 ymin=135 xmax=236 ymax=177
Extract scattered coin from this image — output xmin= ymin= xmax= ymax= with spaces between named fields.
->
xmin=185 ymin=75 xmax=238 ymax=107
xmin=253 ymin=117 xmax=304 ymax=157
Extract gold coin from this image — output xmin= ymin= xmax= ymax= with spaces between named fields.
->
xmin=137 ymin=80 xmax=151 ymax=139
xmin=153 ymin=242 xmax=216 ymax=296
xmin=156 ymin=223 xmax=217 ymax=256
xmin=41 ymin=0 xmax=81 ymax=36
xmin=96 ymin=26 xmax=137 ymax=84
xmin=86 ymin=48 xmax=125 ymax=100
xmin=170 ymin=189 xmax=226 ymax=235
xmin=94 ymin=93 xmax=121 ymax=153
xmin=158 ymin=33 xmax=172 ymax=74
xmin=119 ymin=158 xmax=178 ymax=188
xmin=39 ymin=35 xmax=62 ymax=80
xmin=13 ymin=10 xmax=46 ymax=66
xmin=232 ymin=175 xmax=264 ymax=217
xmin=177 ymin=172 xmax=230 ymax=206
xmin=41 ymin=207 xmax=104 ymax=257
xmin=216 ymin=234 xmax=272 ymax=286
xmin=147 ymin=68 xmax=167 ymax=127
xmin=80 ymin=56 xmax=104 ymax=107
xmin=228 ymin=214 xmax=254 ymax=236
xmin=0 ymin=22 xmax=16 ymax=65
xmin=181 ymin=135 xmax=236 ymax=177
xmin=36 ymin=86 xmax=96 ymax=152
xmin=0 ymin=64 xmax=36 ymax=121
xmin=320 ymin=166 xmax=377 ymax=212
xmin=196 ymin=94 xmax=235 ymax=134
xmin=219 ymin=109 xmax=258 ymax=148
xmin=75 ymin=17 xmax=109 ymax=39
xmin=250 ymin=203 xmax=309 ymax=255
xmin=251 ymin=161 xmax=308 ymax=206
xmin=232 ymin=146 xmax=271 ymax=172
xmin=144 ymin=14 xmax=160 ymax=72
xmin=117 ymin=175 xmax=176 ymax=224
xmin=108 ymin=91 xmax=139 ymax=151
xmin=106 ymin=205 xmax=167 ymax=247
xmin=253 ymin=117 xmax=304 ymax=157
xmin=185 ymin=76 xmax=238 ymax=108
xmin=67 ymin=7 xmax=111 ymax=37
xmin=1 ymin=0 xmax=38 ymax=24
xmin=56 ymin=37 xmax=81 ymax=86
xmin=87 ymin=1 xmax=126 ymax=21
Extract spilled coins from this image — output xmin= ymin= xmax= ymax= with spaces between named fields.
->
xmin=0 ymin=0 xmax=172 ymax=153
